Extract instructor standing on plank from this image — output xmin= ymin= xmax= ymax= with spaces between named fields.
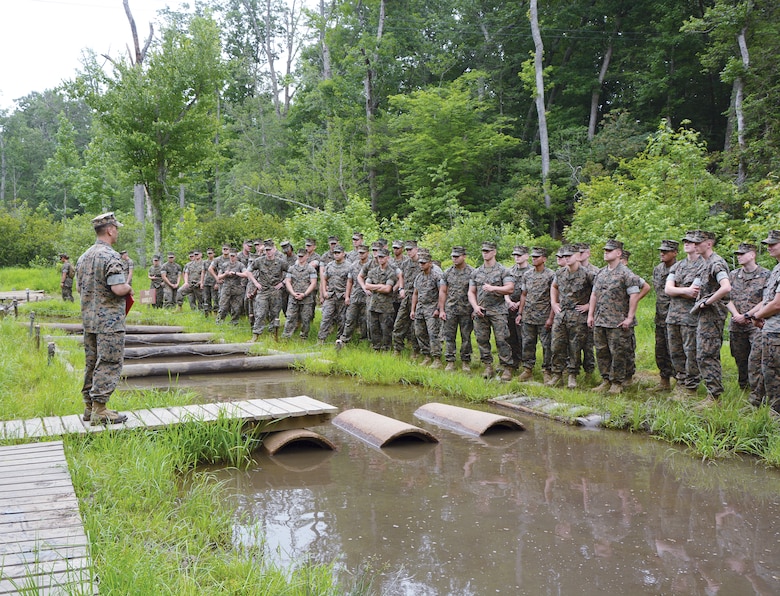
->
xmin=76 ymin=212 xmax=132 ymax=425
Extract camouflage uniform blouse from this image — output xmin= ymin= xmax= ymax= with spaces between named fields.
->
xmin=508 ymin=265 xmax=530 ymax=302
xmin=441 ymin=264 xmax=475 ymax=316
xmin=347 ymin=259 xmax=370 ymax=304
xmin=202 ymin=259 xmax=216 ymax=287
xmin=286 ymin=262 xmax=317 ymax=303
xmin=521 ymin=267 xmax=555 ymax=325
xmin=761 ymin=264 xmax=780 ymax=333
xmin=161 ymin=261 xmax=181 ymax=285
xmin=591 ymin=263 xmax=641 ymax=328
xmin=366 ymin=264 xmax=398 ymax=313
xmin=250 ymin=256 xmax=288 ymax=295
xmin=184 ymin=260 xmax=204 ymax=287
xmin=470 ymin=263 xmax=514 ymax=316
xmin=414 ymin=269 xmax=443 ymax=316
xmin=729 ymin=265 xmax=770 ymax=332
xmin=323 ymin=260 xmax=351 ymax=299
xmin=665 ymin=257 xmax=706 ymax=326
xmin=76 ymin=240 xmax=126 ymax=333
xmin=697 ymin=252 xmax=730 ymax=320
xmin=61 ymin=262 xmax=75 ymax=283
xmin=218 ymin=260 xmax=246 ymax=290
xmin=652 ymin=261 xmax=674 ymax=325
xmin=554 ymin=266 xmax=594 ymax=312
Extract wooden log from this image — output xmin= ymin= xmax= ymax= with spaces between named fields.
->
xmin=124 ymin=332 xmax=216 ymax=344
xmin=121 ymin=352 xmax=314 ymax=378
xmin=124 ymin=342 xmax=256 ymax=359
xmin=21 ymin=322 xmax=185 ymax=334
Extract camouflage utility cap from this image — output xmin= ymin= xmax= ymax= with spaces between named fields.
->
xmin=297 ymin=248 xmax=306 ymax=257
xmin=512 ymin=245 xmax=529 ymax=256
xmin=92 ymin=212 xmax=123 ymax=228
xmin=734 ymin=243 xmax=757 ymax=254
xmin=376 ymin=248 xmax=389 ymax=257
xmin=658 ymin=239 xmax=679 ymax=251
xmin=558 ymin=245 xmax=575 ymax=256
xmin=451 ymin=246 xmax=466 ymax=257
xmin=392 ymin=240 xmax=403 ymax=249
xmin=531 ymin=247 xmax=547 ymax=257
xmin=404 ymin=240 xmax=418 ymax=249
xmin=481 ymin=241 xmax=497 ymax=252
xmin=683 ymin=230 xmax=704 ymax=243
xmin=603 ymin=239 xmax=624 ymax=251
xmin=418 ymin=250 xmax=432 ymax=263
xmin=761 ymin=230 xmax=780 ymax=245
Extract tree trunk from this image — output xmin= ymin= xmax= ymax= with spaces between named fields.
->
xmin=735 ymin=26 xmax=749 ymax=186
xmin=1 ymin=129 xmax=7 ymax=205
xmin=530 ymin=0 xmax=552 ymax=217
xmin=133 ymin=183 xmax=146 ymax=267
xmin=360 ymin=0 xmax=385 ymax=212
xmin=264 ymin=0 xmax=282 ymax=118
xmin=588 ymin=41 xmax=613 ymax=140
xmin=320 ymin=0 xmax=332 ymax=80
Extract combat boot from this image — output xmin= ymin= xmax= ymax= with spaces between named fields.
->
xmin=461 ymin=362 xmax=471 ymax=373
xmin=90 ymin=403 xmax=128 ymax=426
xmin=544 ymin=373 xmax=562 ymax=387
xmin=83 ymin=403 xmax=93 ymax=422
xmin=543 ymin=371 xmax=553 ymax=385
xmin=176 ymin=305 xmax=183 ymax=312
xmin=249 ymin=333 xmax=259 ymax=343
xmin=444 ymin=362 xmax=456 ymax=372
xmin=592 ymin=380 xmax=611 ymax=392
xmin=393 ymin=350 xmax=402 ymax=358
xmin=482 ymin=364 xmax=494 ymax=379
xmin=518 ymin=368 xmax=533 ymax=382
xmin=500 ymin=368 xmax=513 ymax=382
xmin=420 ymin=356 xmax=432 ymax=366
xmin=650 ymin=376 xmax=672 ymax=393
xmin=410 ymin=351 xmax=420 ymax=361
xmin=430 ymin=359 xmax=443 ymax=370
xmin=607 ymin=382 xmax=623 ymax=395
xmin=567 ymin=374 xmax=578 ymax=389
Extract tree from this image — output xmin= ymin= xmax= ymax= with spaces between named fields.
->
xmin=77 ymin=14 xmax=225 ymax=253
xmin=39 ymin=114 xmax=82 ymax=219
xmin=529 ymin=0 xmax=552 ymax=220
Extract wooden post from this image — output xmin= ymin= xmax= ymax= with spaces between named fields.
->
xmin=29 ymin=311 xmax=35 ymax=336
xmin=47 ymin=342 xmax=55 ymax=365
xmin=35 ymin=324 xmax=41 ymax=350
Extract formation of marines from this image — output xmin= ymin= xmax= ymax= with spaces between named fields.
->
xmin=87 ymin=228 xmax=779 ymax=416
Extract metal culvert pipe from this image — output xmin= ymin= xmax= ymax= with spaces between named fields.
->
xmin=332 ymin=409 xmax=439 ymax=448
xmin=414 ymin=402 xmax=525 ymax=436
xmin=262 ymin=429 xmax=338 ymax=455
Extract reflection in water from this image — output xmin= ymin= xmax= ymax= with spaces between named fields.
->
xmin=137 ymin=373 xmax=780 ymax=595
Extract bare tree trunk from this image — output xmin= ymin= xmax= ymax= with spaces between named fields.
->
xmin=0 ymin=128 xmax=6 ymax=205
xmin=735 ymin=26 xmax=749 ymax=186
xmin=360 ymin=0 xmax=385 ymax=212
xmin=530 ymin=0 xmax=551 ymax=216
xmin=133 ymin=184 xmax=146 ymax=267
xmin=123 ymin=0 xmax=153 ymax=66
xmin=214 ymin=94 xmax=221 ymax=216
xmin=320 ymin=0 xmax=332 ymax=80
xmin=587 ymin=41 xmax=613 ymax=140
xmin=264 ymin=0 xmax=282 ymax=118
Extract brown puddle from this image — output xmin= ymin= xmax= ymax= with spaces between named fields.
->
xmin=128 ymin=372 xmax=780 ymax=595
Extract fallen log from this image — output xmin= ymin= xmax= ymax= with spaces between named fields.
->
xmin=121 ymin=352 xmax=316 ymax=378
xmin=21 ymin=322 xmax=186 ymax=334
xmin=124 ymin=342 xmax=256 ymax=359
xmin=45 ymin=332 xmax=217 ymax=345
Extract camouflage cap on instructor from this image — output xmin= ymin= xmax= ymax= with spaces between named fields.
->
xmin=91 ymin=212 xmax=123 ymax=229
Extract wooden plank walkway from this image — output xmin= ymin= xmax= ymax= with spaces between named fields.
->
xmin=0 ymin=396 xmax=338 ymax=441
xmin=0 ymin=441 xmax=94 ymax=595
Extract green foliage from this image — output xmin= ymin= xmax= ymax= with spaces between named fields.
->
xmin=0 ymin=206 xmax=59 ymax=267
xmin=567 ymin=121 xmax=738 ymax=278
xmin=285 ymin=195 xmax=380 ymax=248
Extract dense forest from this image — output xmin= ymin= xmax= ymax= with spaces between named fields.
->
xmin=1 ymin=0 xmax=779 ymax=278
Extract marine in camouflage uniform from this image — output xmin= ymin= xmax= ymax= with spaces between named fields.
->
xmin=147 ymin=256 xmax=164 ymax=308
xmin=392 ymin=241 xmax=421 ymax=353
xmin=468 ymin=241 xmax=515 ymax=379
xmin=76 ymin=212 xmax=132 ymax=425
xmin=364 ymin=248 xmax=398 ymax=351
xmin=346 ymin=233 xmax=364 ymax=263
xmin=209 ymin=245 xmax=231 ymax=305
xmin=411 ymin=250 xmax=443 ymax=363
xmin=119 ymin=251 xmax=134 ymax=285
xmin=750 ymin=230 xmax=780 ymax=413
xmin=726 ymin=243 xmax=770 ymax=396
xmin=283 ymin=249 xmax=318 ymax=339
xmin=303 ymin=239 xmax=322 ymax=326
xmin=279 ymin=241 xmax=296 ymax=316
xmin=576 ymin=243 xmax=600 ymax=375
xmin=201 ymin=249 xmax=217 ymax=315
xmin=548 ymin=246 xmax=595 ymax=384
xmin=506 ymin=246 xmax=530 ymax=370
xmin=59 ymin=254 xmax=75 ymax=301
xmin=652 ymin=240 xmax=679 ymax=388
xmin=216 ymin=252 xmax=246 ymax=324
xmin=439 ymin=246 xmax=475 ymax=369
xmin=337 ymin=245 xmax=372 ymax=346
xmin=518 ymin=247 xmax=554 ymax=379
xmin=179 ymin=251 xmax=204 ymax=311
xmin=587 ymin=240 xmax=644 ymax=392
xmin=665 ymin=233 xmax=706 ymax=395
xmin=247 ymin=241 xmax=289 ymax=337
xmin=161 ymin=253 xmax=182 ymax=307
xmin=691 ymin=231 xmax=732 ymax=400
xmin=318 ymin=246 xmax=350 ymax=341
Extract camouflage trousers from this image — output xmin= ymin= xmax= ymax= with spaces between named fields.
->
xmin=655 ymin=323 xmax=675 ymax=380
xmin=201 ymin=285 xmax=217 ymax=313
xmin=370 ymin=310 xmax=395 ymax=350
xmin=179 ymin=283 xmax=202 ymax=311
xmin=730 ymin=325 xmax=760 ymax=389
xmin=474 ymin=312 xmax=512 ymax=367
xmin=82 ymin=331 xmax=125 ymax=406
xmin=521 ymin=322 xmax=551 ymax=372
xmin=506 ymin=312 xmax=523 ymax=369
xmin=594 ymin=326 xmax=634 ymax=384
xmin=61 ymin=283 xmax=74 ymax=302
xmin=339 ymin=300 xmax=368 ymax=344
xmin=392 ymin=296 xmax=418 ymax=352
xmin=551 ymin=310 xmax=589 ymax=375
xmin=253 ymin=289 xmax=283 ymax=335
xmin=747 ymin=330 xmax=765 ymax=402
xmin=696 ymin=313 xmax=725 ymax=398
xmin=151 ymin=284 xmax=164 ymax=308
xmin=163 ymin=285 xmax=182 ymax=307
xmin=414 ymin=312 xmax=442 ymax=358
xmin=318 ymin=297 xmax=347 ymax=341
xmin=666 ymin=323 xmax=699 ymax=390
xmin=217 ymin=285 xmax=243 ymax=323
xmin=582 ymin=326 xmax=596 ymax=374
xmin=442 ymin=313 xmax=473 ymax=363
xmin=760 ymin=332 xmax=780 ymax=411
xmin=283 ymin=298 xmax=314 ymax=339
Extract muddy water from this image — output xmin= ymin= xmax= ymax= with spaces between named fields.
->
xmin=129 ymin=372 xmax=780 ymax=595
